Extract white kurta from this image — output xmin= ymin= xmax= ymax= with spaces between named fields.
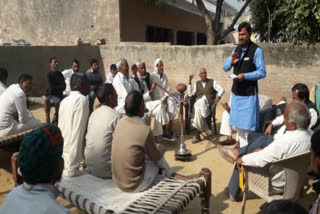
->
xmin=0 ymin=84 xmax=41 ymax=137
xmin=150 ymin=71 xmax=177 ymax=121
xmin=61 ymin=68 xmax=74 ymax=96
xmin=0 ymin=183 xmax=70 ymax=214
xmin=130 ymin=78 xmax=168 ymax=136
xmin=242 ymin=129 xmax=312 ymax=191
xmin=58 ymin=91 xmax=89 ymax=177
xmin=0 ymin=81 xmax=6 ymax=96
xmin=112 ymin=72 xmax=133 ymax=114
xmin=106 ymin=72 xmax=115 ymax=84
xmin=188 ymin=80 xmax=225 ymax=132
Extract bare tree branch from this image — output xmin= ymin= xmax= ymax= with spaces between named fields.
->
xmin=218 ymin=0 xmax=252 ymax=40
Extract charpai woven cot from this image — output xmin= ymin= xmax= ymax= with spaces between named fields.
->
xmin=56 ymin=173 xmax=207 ymax=214
xmin=11 ymin=153 xmax=212 ymax=214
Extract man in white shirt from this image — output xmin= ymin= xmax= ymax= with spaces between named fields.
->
xmin=62 ymin=59 xmax=80 ymax=96
xmin=0 ymin=74 xmax=41 ymax=137
xmin=188 ymin=68 xmax=225 ymax=143
xmin=106 ymin=64 xmax=117 ymax=84
xmin=221 ymin=101 xmax=312 ymax=201
xmin=0 ymin=124 xmax=70 ymax=214
xmin=265 ymin=83 xmax=319 ymax=135
xmin=151 ymin=58 xmax=178 ymax=138
xmin=0 ymin=67 xmax=8 ymax=96
xmin=58 ymin=72 xmax=90 ymax=177
xmin=85 ymin=83 xmax=121 ymax=178
xmin=131 ymin=59 xmax=173 ymax=141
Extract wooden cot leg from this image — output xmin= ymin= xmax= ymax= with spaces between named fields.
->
xmin=11 ymin=152 xmax=22 ymax=186
xmin=44 ymin=98 xmax=51 ymax=123
xmin=198 ymin=168 xmax=212 ymax=214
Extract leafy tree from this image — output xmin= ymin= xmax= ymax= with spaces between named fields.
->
xmin=250 ymin=0 xmax=320 ymax=44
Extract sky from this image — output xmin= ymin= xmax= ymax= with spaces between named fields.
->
xmin=224 ymin=0 xmax=247 ymax=12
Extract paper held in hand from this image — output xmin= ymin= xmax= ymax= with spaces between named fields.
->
xmin=227 ymin=74 xmax=238 ymax=79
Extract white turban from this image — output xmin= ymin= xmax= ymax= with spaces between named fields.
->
xmin=153 ymin=58 xmax=162 ymax=73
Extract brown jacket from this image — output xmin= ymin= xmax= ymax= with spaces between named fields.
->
xmin=112 ymin=116 xmax=161 ymax=192
xmin=196 ymin=79 xmax=217 ymax=106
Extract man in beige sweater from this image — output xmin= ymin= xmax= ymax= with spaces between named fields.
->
xmin=112 ymin=90 xmax=173 ymax=192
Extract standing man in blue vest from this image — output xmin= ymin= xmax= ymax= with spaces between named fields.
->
xmin=223 ymin=22 xmax=266 ymax=148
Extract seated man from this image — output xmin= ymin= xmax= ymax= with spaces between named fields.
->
xmin=106 ymin=64 xmax=117 ymax=84
xmin=58 ymin=72 xmax=90 ymax=177
xmin=188 ymin=68 xmax=225 ymax=143
xmin=46 ymin=57 xmax=66 ymax=124
xmin=86 ymin=58 xmax=103 ymax=113
xmin=113 ymin=58 xmax=172 ymax=141
xmin=309 ymin=130 xmax=320 ymax=214
xmin=0 ymin=67 xmax=8 ymax=95
xmin=265 ymin=83 xmax=319 ymax=135
xmin=220 ymin=101 xmax=312 ymax=201
xmin=62 ymin=59 xmax=80 ymax=96
xmin=112 ymin=91 xmax=173 ymax=192
xmin=85 ymin=83 xmax=121 ymax=178
xmin=151 ymin=58 xmax=178 ymax=138
xmin=0 ymin=124 xmax=69 ymax=214
xmin=131 ymin=59 xmax=174 ymax=141
xmin=0 ymin=74 xmax=41 ymax=137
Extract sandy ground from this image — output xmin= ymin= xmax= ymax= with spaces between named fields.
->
xmin=0 ymin=103 xmax=317 ymax=213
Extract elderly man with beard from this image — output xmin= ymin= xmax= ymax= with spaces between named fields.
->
xmin=150 ymin=58 xmax=178 ymax=139
xmin=131 ymin=59 xmax=175 ymax=141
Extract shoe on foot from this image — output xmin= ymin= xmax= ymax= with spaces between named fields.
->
xmin=219 ymin=139 xmax=236 ymax=146
xmin=224 ymin=187 xmax=242 ymax=202
xmin=192 ymin=132 xmax=201 ymax=144
xmin=163 ymin=133 xmax=176 ymax=142
xmin=218 ymin=146 xmax=235 ymax=164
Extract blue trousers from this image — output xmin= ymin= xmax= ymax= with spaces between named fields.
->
xmin=227 ymin=131 xmax=274 ymax=198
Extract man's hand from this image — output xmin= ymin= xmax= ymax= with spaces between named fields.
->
xmin=231 ymin=52 xmax=239 ymax=65
xmin=149 ymin=82 xmax=157 ymax=94
xmin=237 ymin=73 xmax=245 ymax=81
xmin=264 ymin=123 xmax=273 ymax=135
xmin=236 ymin=157 xmax=243 ymax=170
xmin=214 ymin=96 xmax=220 ymax=104
xmin=220 ymin=102 xmax=230 ymax=113
xmin=189 ymin=74 xmax=194 ymax=84
xmin=254 ymin=148 xmax=262 ymax=152
xmin=162 ymin=98 xmax=168 ymax=111
xmin=144 ymin=107 xmax=149 ymax=113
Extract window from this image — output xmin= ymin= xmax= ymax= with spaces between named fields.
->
xmin=197 ymin=33 xmax=207 ymax=45
xmin=146 ymin=26 xmax=173 ymax=43
xmin=177 ymin=31 xmax=194 ymax=46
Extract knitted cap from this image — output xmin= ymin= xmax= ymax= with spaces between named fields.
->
xmin=19 ymin=124 xmax=64 ymax=184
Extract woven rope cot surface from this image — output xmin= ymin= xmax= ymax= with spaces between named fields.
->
xmin=0 ymin=129 xmax=33 ymax=148
xmin=56 ymin=173 xmax=203 ymax=214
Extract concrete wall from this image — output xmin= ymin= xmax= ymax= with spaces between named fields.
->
xmin=0 ymin=43 xmax=319 ymax=102
xmin=0 ymin=46 xmax=104 ymax=96
xmin=100 ymin=43 xmax=320 ymax=103
xmin=119 ymin=0 xmax=206 ymax=43
xmin=0 ymin=0 xmax=120 ymax=45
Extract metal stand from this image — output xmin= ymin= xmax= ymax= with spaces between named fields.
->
xmin=175 ymin=83 xmax=192 ymax=161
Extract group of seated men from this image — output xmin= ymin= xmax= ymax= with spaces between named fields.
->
xmin=0 ymin=56 xmax=319 ymax=213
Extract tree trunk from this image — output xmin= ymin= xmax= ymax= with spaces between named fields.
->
xmin=219 ymin=0 xmax=252 ymax=41
xmin=213 ymin=0 xmax=224 ymax=44
xmin=267 ymin=4 xmax=271 ymax=42
xmin=195 ymin=0 xmax=214 ymax=45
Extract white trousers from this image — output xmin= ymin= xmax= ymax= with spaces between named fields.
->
xmin=144 ymin=100 xmax=168 ymax=136
xmin=166 ymin=97 xmax=178 ymax=121
xmin=192 ymin=97 xmax=210 ymax=132
xmin=220 ymin=110 xmax=232 ymax=136
xmin=236 ymin=127 xmax=249 ymax=147
xmin=134 ymin=155 xmax=172 ymax=192
xmin=0 ymin=116 xmax=41 ymax=137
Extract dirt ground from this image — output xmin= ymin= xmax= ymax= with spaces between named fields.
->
xmin=0 ymin=104 xmax=317 ymax=213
